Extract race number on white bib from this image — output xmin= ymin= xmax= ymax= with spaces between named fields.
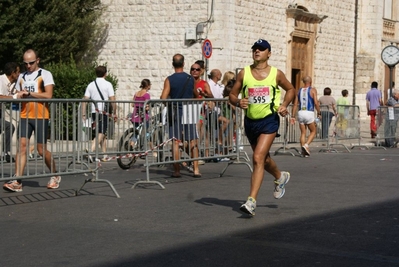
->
xmin=23 ymin=81 xmax=37 ymax=92
xmin=248 ymin=87 xmax=270 ymax=104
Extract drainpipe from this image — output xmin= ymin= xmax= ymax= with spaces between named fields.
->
xmin=353 ymin=0 xmax=359 ymax=105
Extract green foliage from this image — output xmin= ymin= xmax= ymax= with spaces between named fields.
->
xmin=0 ymin=0 xmax=106 ymax=66
xmin=46 ymin=58 xmax=118 ymax=99
xmin=46 ymin=59 xmax=118 ymax=140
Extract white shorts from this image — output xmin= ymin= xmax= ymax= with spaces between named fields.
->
xmin=297 ymin=110 xmax=315 ymax=125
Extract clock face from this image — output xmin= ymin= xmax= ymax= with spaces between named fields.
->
xmin=381 ymin=45 xmax=399 ymax=66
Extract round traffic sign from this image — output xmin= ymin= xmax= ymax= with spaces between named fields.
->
xmin=202 ymin=39 xmax=212 ymax=59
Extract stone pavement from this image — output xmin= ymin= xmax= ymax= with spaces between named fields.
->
xmin=1 ymin=143 xmax=398 ymax=267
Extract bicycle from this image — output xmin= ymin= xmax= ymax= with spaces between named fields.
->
xmin=117 ymin=110 xmax=164 ymax=169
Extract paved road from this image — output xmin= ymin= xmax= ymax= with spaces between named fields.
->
xmin=1 ymin=144 xmax=398 ymax=267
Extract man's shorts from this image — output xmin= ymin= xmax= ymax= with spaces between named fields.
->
xmin=169 ymin=123 xmax=198 ymax=141
xmin=18 ymin=118 xmax=49 ymax=144
xmin=91 ymin=113 xmax=108 ymax=134
xmin=297 ymin=110 xmax=315 ymax=125
xmin=244 ymin=113 xmax=280 ymax=146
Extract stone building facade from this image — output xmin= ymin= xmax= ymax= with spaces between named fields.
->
xmin=99 ymin=0 xmax=399 ymax=115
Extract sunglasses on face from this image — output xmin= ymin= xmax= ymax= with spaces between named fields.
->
xmin=252 ymin=47 xmax=267 ymax=52
xmin=190 ymin=68 xmax=201 ymax=72
xmin=24 ymin=60 xmax=37 ymax=66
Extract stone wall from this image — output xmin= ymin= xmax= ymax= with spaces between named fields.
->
xmin=98 ymin=0 xmax=394 ymax=120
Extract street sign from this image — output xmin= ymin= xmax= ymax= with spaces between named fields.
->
xmin=202 ymin=39 xmax=212 ymax=59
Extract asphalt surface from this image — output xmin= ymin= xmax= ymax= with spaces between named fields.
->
xmin=1 ymin=143 xmax=399 ymax=267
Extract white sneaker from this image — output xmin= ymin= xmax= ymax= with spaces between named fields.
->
xmin=47 ymin=176 xmax=61 ymax=189
xmin=273 ymin=171 xmax=290 ymax=199
xmin=240 ymin=197 xmax=256 ymax=216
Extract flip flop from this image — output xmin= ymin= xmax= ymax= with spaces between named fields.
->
xmin=171 ymin=174 xmax=182 ymax=178
xmin=193 ymin=173 xmax=202 ymax=178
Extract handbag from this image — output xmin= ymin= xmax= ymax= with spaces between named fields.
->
xmin=94 ymin=81 xmax=113 ymax=114
xmin=168 ymin=75 xmax=191 ymax=122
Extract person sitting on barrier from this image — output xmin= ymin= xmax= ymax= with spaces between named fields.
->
xmin=336 ymin=89 xmax=350 ymax=137
xmin=0 ymin=62 xmax=19 ymax=163
xmin=319 ymin=87 xmax=337 ymax=140
xmin=384 ymin=88 xmax=399 ymax=147
xmin=291 ymin=76 xmax=321 ymax=157
xmin=3 ymin=49 xmax=61 ymax=192
xmin=229 ymin=39 xmax=295 ymax=216
xmin=366 ymin=81 xmax=383 ymax=139
xmin=82 ymin=66 xmax=116 ymax=162
xmin=160 ymin=54 xmax=201 ymax=178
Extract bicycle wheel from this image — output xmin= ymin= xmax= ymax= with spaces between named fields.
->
xmin=117 ymin=128 xmax=139 ymax=169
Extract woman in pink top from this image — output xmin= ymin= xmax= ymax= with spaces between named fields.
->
xmin=131 ymin=79 xmax=151 ymax=127
xmin=130 ymin=79 xmax=152 ymax=152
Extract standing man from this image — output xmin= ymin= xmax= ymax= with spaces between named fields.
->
xmin=0 ymin=62 xmax=19 ymax=162
xmin=3 ymin=49 xmax=60 ymax=192
xmin=160 ymin=54 xmax=201 ymax=178
xmin=291 ymin=76 xmax=321 ymax=157
xmin=366 ymin=81 xmax=383 ymax=138
xmin=82 ymin=66 xmax=116 ymax=162
xmin=229 ymin=39 xmax=295 ymax=216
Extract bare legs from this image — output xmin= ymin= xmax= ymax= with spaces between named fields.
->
xmin=248 ymin=133 xmax=280 ymax=199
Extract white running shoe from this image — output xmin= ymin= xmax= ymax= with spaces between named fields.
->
xmin=273 ymin=171 xmax=290 ymax=199
xmin=47 ymin=176 xmax=61 ymax=189
xmin=240 ymin=197 xmax=256 ymax=216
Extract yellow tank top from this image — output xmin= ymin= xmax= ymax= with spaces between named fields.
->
xmin=242 ymin=65 xmax=280 ymax=119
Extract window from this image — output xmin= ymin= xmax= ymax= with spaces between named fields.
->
xmin=384 ymin=0 xmax=393 ymax=20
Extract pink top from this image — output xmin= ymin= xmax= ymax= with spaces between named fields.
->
xmin=131 ymin=92 xmax=150 ymax=123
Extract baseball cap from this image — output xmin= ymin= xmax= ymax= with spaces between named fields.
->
xmin=251 ymin=39 xmax=271 ymax=51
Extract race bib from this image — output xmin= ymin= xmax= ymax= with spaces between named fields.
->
xmin=23 ymin=81 xmax=37 ymax=92
xmin=248 ymin=87 xmax=270 ymax=104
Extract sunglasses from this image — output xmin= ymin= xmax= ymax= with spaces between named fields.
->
xmin=190 ymin=68 xmax=201 ymax=72
xmin=24 ymin=60 xmax=37 ymax=66
xmin=252 ymin=47 xmax=267 ymax=52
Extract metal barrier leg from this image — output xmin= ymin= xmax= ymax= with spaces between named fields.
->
xmin=74 ymin=162 xmax=121 ymax=198
xmin=131 ymin=160 xmax=165 ymax=189
xmin=76 ymin=177 xmax=121 ymax=198
xmin=219 ymin=160 xmax=253 ymax=178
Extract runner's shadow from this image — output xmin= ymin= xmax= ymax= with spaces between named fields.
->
xmin=195 ymin=197 xmax=279 ymax=217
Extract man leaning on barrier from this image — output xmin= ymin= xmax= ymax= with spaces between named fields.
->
xmin=3 ymin=49 xmax=61 ymax=192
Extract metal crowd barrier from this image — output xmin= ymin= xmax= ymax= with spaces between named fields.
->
xmin=375 ymin=106 xmax=399 ymax=148
xmin=331 ymin=105 xmax=361 ymax=151
xmin=103 ymin=98 xmax=253 ymax=189
xmin=0 ymin=99 xmax=120 ymax=198
xmin=274 ymin=104 xmax=336 ymax=156
xmin=274 ymin=104 xmax=301 ymax=156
